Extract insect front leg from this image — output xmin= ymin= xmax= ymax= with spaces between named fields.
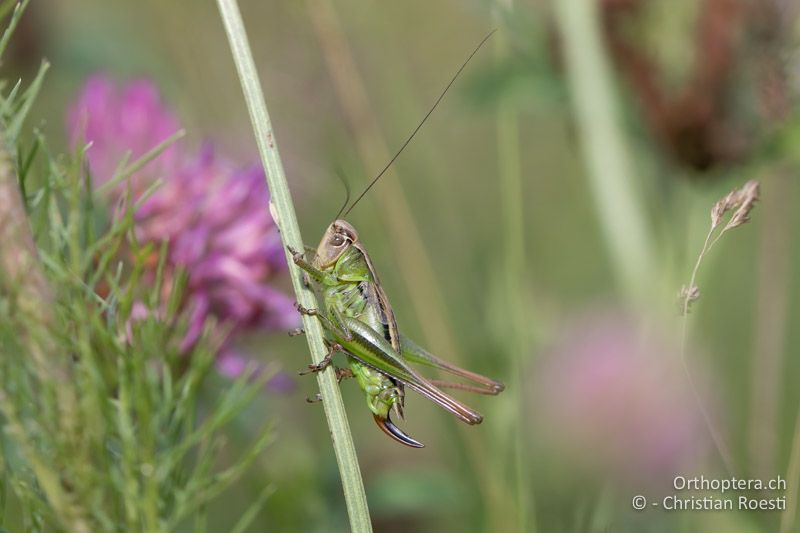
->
xmin=287 ymin=327 xmax=305 ymax=337
xmin=287 ymin=246 xmax=336 ymax=286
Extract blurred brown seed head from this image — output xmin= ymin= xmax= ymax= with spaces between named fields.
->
xmin=600 ymin=0 xmax=793 ymax=173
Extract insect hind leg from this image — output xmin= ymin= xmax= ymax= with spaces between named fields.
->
xmin=335 ymin=367 xmax=354 ymax=383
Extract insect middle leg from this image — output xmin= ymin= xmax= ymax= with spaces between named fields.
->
xmin=288 ymin=327 xmax=305 ymax=337
xmin=306 ymin=393 xmax=323 ymax=404
xmin=299 ymin=341 xmax=343 ymax=375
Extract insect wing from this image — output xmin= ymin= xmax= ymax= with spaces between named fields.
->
xmin=337 ymin=317 xmax=483 ymax=425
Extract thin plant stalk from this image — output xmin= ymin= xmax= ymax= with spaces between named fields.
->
xmin=678 ymin=179 xmax=760 ymax=473
xmin=677 ymin=219 xmax=733 ymax=473
xmin=749 ymin=17 xmax=793 ymax=482
xmin=494 ymin=2 xmax=533 ymax=531
xmin=748 ymin=174 xmax=793 ymax=476
xmin=552 ymin=0 xmax=657 ymax=306
xmin=780 ymin=404 xmax=800 ymax=533
xmin=214 ymin=1 xmax=372 ymax=531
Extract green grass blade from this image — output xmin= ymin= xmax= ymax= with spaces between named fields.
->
xmin=6 ymin=60 xmax=48 ymax=141
xmin=0 ymin=0 xmax=29 ymax=61
xmin=230 ymin=482 xmax=275 ymax=533
xmin=96 ymin=129 xmax=185 ymax=194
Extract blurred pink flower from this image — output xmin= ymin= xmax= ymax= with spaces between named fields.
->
xmin=534 ymin=311 xmax=710 ymax=485
xmin=68 ymin=74 xmax=298 ymax=375
xmin=68 ymin=74 xmax=181 ymax=191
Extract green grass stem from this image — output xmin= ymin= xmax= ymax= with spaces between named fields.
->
xmin=553 ymin=0 xmax=657 ymax=305
xmin=214 ymin=1 xmax=372 ymax=531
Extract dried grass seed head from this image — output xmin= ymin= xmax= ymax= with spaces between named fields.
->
xmin=710 ymin=179 xmax=760 ymax=229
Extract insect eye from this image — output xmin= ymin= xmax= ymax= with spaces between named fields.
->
xmin=330 ymin=234 xmax=345 ymax=247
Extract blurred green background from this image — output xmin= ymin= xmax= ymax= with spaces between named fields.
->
xmin=9 ymin=0 xmax=800 ymax=531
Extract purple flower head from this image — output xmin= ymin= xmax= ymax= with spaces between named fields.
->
xmin=68 ymin=74 xmax=298 ymax=375
xmin=134 ymin=145 xmax=299 ymax=353
xmin=68 ymin=74 xmax=182 ymax=190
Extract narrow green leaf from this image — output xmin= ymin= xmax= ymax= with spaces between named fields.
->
xmin=96 ymin=130 xmax=185 ymax=194
xmin=0 ymin=0 xmax=29 ymax=61
xmin=230 ymin=482 xmax=275 ymax=533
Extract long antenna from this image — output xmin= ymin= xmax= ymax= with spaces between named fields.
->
xmin=342 ymin=29 xmax=496 ymax=217
xmin=332 ymin=166 xmax=351 ymax=220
